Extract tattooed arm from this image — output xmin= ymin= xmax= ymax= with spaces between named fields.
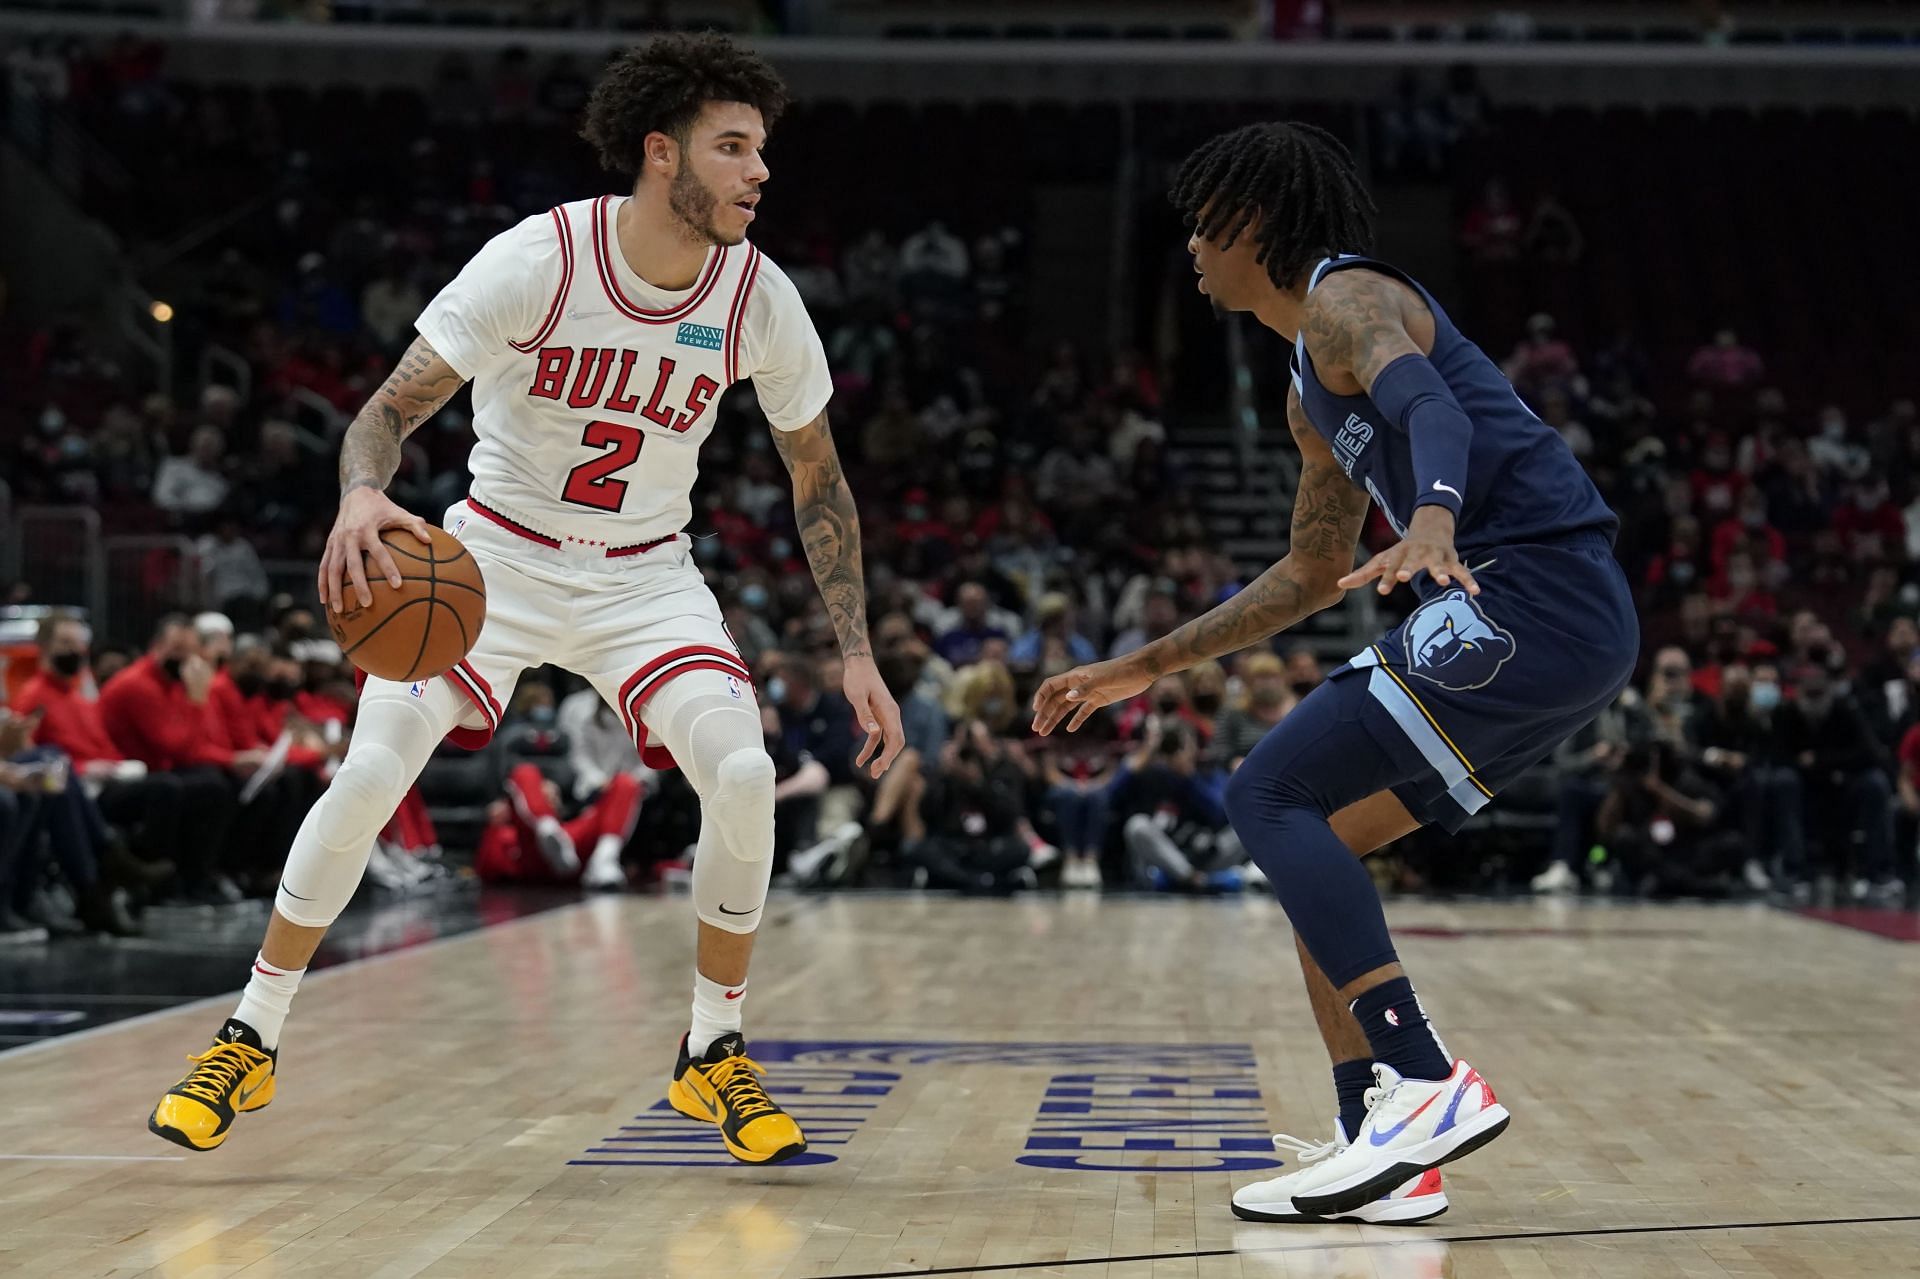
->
xmin=338 ymin=335 xmax=466 ymax=494
xmin=1031 ymin=390 xmax=1369 ymax=734
xmin=771 ymin=411 xmax=906 ymax=777
xmin=771 ymin=410 xmax=870 ymax=660
xmin=1129 ymin=393 xmax=1369 ymax=679
xmin=320 ymin=335 xmax=466 ymax=612
xmin=1296 ymin=268 xmax=1431 ymax=392
xmin=1301 ymin=269 xmax=1482 ymax=598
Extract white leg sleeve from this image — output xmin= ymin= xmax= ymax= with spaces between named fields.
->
xmin=274 ymin=676 xmax=463 ymax=927
xmin=641 ymin=670 xmax=776 ymax=934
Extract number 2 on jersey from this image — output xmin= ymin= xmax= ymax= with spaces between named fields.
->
xmin=561 ymin=420 xmax=642 ymax=512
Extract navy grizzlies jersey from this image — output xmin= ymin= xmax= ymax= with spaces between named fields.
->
xmin=1290 ymin=255 xmax=1617 ymax=555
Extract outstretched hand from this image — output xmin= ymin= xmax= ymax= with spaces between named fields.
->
xmin=843 ymin=654 xmax=906 ymax=778
xmin=1337 ymin=506 xmax=1478 ymax=597
xmin=1031 ymin=658 xmax=1155 ymax=736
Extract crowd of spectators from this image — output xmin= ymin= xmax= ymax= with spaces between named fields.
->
xmin=6 ymin=37 xmax=1920 ymax=947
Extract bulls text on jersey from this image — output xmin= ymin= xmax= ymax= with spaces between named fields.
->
xmin=527 ymin=346 xmax=719 ymax=434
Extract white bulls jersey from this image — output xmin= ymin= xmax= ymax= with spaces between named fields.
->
xmin=416 ymin=194 xmax=832 ymax=553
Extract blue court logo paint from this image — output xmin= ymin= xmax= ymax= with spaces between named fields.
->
xmin=1401 ymin=589 xmax=1516 ymax=691
xmin=569 ymin=1040 xmax=1280 ymax=1173
xmin=1018 ymin=1062 xmax=1281 ymax=1173
xmin=571 ymin=1062 xmax=895 ymax=1168
xmin=675 ymin=321 xmax=725 ymax=351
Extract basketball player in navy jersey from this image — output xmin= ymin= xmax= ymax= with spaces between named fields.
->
xmin=1034 ymin=123 xmax=1637 ymax=1223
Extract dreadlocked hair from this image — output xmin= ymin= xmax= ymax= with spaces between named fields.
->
xmin=580 ymin=33 xmax=789 ymax=179
xmin=1169 ymin=122 xmax=1377 ymax=289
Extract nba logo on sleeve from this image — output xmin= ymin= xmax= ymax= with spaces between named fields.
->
xmin=725 ymin=676 xmax=743 ymax=700
xmin=1401 ymin=590 xmax=1516 ymax=691
xmin=408 ymin=680 xmax=429 ymax=698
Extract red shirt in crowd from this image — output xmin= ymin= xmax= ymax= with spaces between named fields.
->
xmin=294 ymin=689 xmax=351 ymax=730
xmin=1710 ymin=518 xmax=1786 ymax=572
xmin=210 ymin=670 xmax=330 ymax=770
xmin=98 ymin=655 xmax=233 ymax=771
xmin=12 ymin=671 xmax=126 ymax=768
xmin=207 ymin=669 xmax=265 ymax=752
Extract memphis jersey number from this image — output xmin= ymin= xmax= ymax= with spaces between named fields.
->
xmin=561 ymin=421 xmax=643 ymax=511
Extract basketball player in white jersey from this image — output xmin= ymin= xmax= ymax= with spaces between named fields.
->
xmin=150 ymin=34 xmax=905 ymax=1166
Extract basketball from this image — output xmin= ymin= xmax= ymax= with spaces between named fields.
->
xmin=325 ymin=527 xmax=486 ymax=683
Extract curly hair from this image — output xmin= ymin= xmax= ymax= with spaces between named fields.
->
xmin=1169 ymin=121 xmax=1377 ymax=290
xmin=580 ymin=33 xmax=789 ymax=179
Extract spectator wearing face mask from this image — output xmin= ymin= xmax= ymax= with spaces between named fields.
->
xmin=902 ymin=718 xmax=1033 ymax=894
xmin=1595 ymin=742 xmax=1739 ymax=897
xmin=19 ymin=612 xmax=237 ymax=903
xmin=1009 ymin=593 xmax=1097 ymax=678
xmin=1697 ymin=662 xmax=1797 ymax=894
xmin=1644 ymin=515 xmax=1707 ymax=611
xmin=1710 ymin=489 xmax=1785 ymax=575
xmin=99 ymin=615 xmax=274 ymax=899
xmin=1865 ymin=624 xmax=1920 ymax=744
xmin=1111 ymin=715 xmax=1249 ymax=892
xmin=1213 ymin=653 xmax=1297 ymax=771
xmin=1117 ymin=675 xmax=1214 ymax=749
xmin=1533 ymin=688 xmax=1649 ymax=895
xmin=1774 ymin=666 xmax=1901 ymax=902
xmin=767 ymin=655 xmax=858 ymax=786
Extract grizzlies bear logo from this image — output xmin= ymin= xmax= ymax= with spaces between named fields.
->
xmin=1400 ymin=589 xmax=1516 ymax=691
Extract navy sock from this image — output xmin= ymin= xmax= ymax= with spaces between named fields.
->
xmin=1349 ymin=977 xmax=1451 ymax=1083
xmin=1332 ymin=1059 xmax=1375 ymax=1143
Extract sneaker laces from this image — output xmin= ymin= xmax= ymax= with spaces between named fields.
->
xmin=1269 ymin=1133 xmax=1343 ymax=1165
xmin=176 ymin=1042 xmax=270 ymax=1106
xmin=702 ymin=1053 xmax=778 ymax=1121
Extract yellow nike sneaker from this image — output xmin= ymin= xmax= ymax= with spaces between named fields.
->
xmin=666 ymin=1032 xmax=807 ymax=1164
xmin=148 ymin=1018 xmax=276 ymax=1152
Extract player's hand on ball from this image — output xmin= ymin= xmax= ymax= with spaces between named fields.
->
xmin=1031 ymin=659 xmax=1154 ymax=736
xmin=320 ymin=486 xmax=435 ymax=613
xmin=1338 ymin=506 xmax=1480 ymax=598
xmin=843 ymin=654 xmax=907 ymax=779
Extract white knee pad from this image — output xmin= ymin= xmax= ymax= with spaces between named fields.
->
xmin=691 ymin=745 xmax=777 ymax=933
xmin=275 ymin=675 xmax=460 ymax=927
xmin=642 ymin=671 xmax=777 ymax=932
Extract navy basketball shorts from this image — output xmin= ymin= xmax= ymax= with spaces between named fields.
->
xmin=1307 ymin=531 xmax=1637 ymax=834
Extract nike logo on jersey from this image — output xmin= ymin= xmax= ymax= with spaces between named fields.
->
xmin=1431 ymin=481 xmax=1463 ymax=500
xmin=566 ymin=308 xmax=610 ymax=321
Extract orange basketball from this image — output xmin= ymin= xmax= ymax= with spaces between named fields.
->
xmin=325 ymin=527 xmax=486 ymax=683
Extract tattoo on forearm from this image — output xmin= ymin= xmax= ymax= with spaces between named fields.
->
xmin=1286 ymin=391 xmax=1371 ymax=565
xmin=1134 ymin=393 xmax=1367 ymax=678
xmin=338 ymin=336 xmax=464 ymax=493
xmin=773 ymin=415 xmax=871 ymax=659
xmin=1136 ymin=564 xmax=1317 ymax=678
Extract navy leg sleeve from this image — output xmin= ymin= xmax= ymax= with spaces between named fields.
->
xmin=1224 ymin=674 xmax=1425 ymax=988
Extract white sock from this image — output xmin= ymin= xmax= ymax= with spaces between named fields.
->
xmin=590 ymin=833 xmax=623 ymax=867
xmin=233 ymin=953 xmax=306 ymax=1050
xmin=688 ymin=971 xmax=744 ymax=1056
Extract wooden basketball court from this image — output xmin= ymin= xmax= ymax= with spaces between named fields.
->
xmin=2 ymin=893 xmax=1916 ymax=1277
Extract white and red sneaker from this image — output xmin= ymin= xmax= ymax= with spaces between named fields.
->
xmin=1291 ymin=1060 xmax=1509 ymax=1218
xmin=1231 ymin=1126 xmax=1448 ymax=1224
